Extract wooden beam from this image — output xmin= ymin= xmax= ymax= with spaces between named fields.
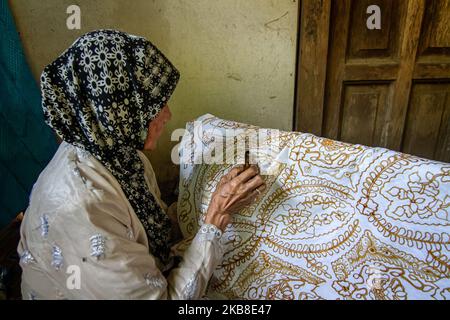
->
xmin=387 ymin=0 xmax=425 ymax=150
xmin=294 ymin=0 xmax=331 ymax=135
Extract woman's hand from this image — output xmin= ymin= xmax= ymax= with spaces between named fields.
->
xmin=205 ymin=165 xmax=266 ymax=231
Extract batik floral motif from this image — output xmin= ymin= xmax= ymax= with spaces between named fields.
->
xmin=177 ymin=114 xmax=450 ymax=300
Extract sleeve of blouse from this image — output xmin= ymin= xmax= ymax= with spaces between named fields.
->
xmin=76 ymin=186 xmax=223 ymax=300
xmin=166 ymin=223 xmax=224 ymax=299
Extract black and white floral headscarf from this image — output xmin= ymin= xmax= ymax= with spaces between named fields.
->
xmin=40 ymin=30 xmax=180 ymax=264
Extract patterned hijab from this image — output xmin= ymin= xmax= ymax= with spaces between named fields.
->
xmin=40 ymin=30 xmax=180 ymax=264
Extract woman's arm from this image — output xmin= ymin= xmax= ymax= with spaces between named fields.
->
xmin=165 ymin=165 xmax=266 ymax=299
xmin=68 ymin=165 xmax=263 ymax=299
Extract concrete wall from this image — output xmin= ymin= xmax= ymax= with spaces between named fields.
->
xmin=9 ymin=0 xmax=298 ymax=186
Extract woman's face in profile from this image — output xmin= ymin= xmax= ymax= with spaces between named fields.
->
xmin=143 ymin=104 xmax=172 ymax=151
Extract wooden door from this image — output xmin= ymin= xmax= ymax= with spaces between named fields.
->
xmin=295 ymin=0 xmax=450 ymax=162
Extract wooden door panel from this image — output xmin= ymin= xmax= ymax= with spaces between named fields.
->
xmin=435 ymin=97 xmax=450 ymax=162
xmin=295 ymin=0 xmax=331 ymax=136
xmin=323 ymin=0 xmax=420 ymax=150
xmin=323 ymin=0 xmax=355 ymax=140
xmin=347 ymin=0 xmax=404 ymax=60
xmin=414 ymin=0 xmax=450 ymax=79
xmin=340 ymin=84 xmax=390 ymax=146
xmin=418 ymin=0 xmax=450 ymax=57
xmin=402 ymin=83 xmax=450 ymax=162
xmin=296 ymin=0 xmax=450 ymax=161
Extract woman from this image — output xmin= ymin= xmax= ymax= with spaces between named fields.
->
xmin=17 ymin=30 xmax=265 ymax=299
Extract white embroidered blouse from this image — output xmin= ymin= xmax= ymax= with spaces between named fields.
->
xmin=17 ymin=142 xmax=224 ymax=299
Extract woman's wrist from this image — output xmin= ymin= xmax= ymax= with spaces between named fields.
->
xmin=204 ymin=206 xmax=229 ymax=231
xmin=204 ymin=212 xmax=224 ymax=231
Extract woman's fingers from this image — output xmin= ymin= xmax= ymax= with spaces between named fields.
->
xmin=254 ymin=183 xmax=267 ymax=197
xmin=238 ymin=183 xmax=267 ymax=207
xmin=217 ymin=165 xmax=245 ymax=196
xmin=251 ymin=183 xmax=267 ymax=200
xmin=221 ymin=165 xmax=257 ymax=188
xmin=245 ymin=180 xmax=267 ymax=199
xmin=244 ymin=174 xmax=265 ymax=192
xmin=235 ymin=165 xmax=259 ymax=184
xmin=218 ymin=165 xmax=241 ymax=186
xmin=228 ymin=165 xmax=244 ymax=178
xmin=215 ymin=165 xmax=264 ymax=204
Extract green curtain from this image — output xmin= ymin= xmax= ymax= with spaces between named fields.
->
xmin=0 ymin=0 xmax=57 ymax=228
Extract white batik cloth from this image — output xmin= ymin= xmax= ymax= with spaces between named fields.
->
xmin=176 ymin=114 xmax=450 ymax=300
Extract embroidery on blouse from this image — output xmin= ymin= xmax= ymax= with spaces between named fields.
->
xmin=76 ymin=147 xmax=91 ymax=160
xmin=126 ymin=227 xmax=134 ymax=240
xmin=40 ymin=214 xmax=49 ymax=238
xmin=70 ymin=146 xmax=96 ymax=187
xmin=20 ymin=250 xmax=36 ymax=265
xmin=72 ymin=166 xmax=81 ymax=178
xmin=69 ymin=151 xmax=88 ymax=184
xmin=51 ymin=245 xmax=64 ymax=270
xmin=28 ymin=291 xmax=37 ymax=300
xmin=197 ymin=224 xmax=223 ymax=242
xmin=67 ymin=150 xmax=77 ymax=162
xmin=89 ymin=234 xmax=106 ymax=259
xmin=84 ymin=179 xmax=94 ymax=190
xmin=182 ymin=272 xmax=200 ymax=300
xmin=144 ymin=273 xmax=165 ymax=289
